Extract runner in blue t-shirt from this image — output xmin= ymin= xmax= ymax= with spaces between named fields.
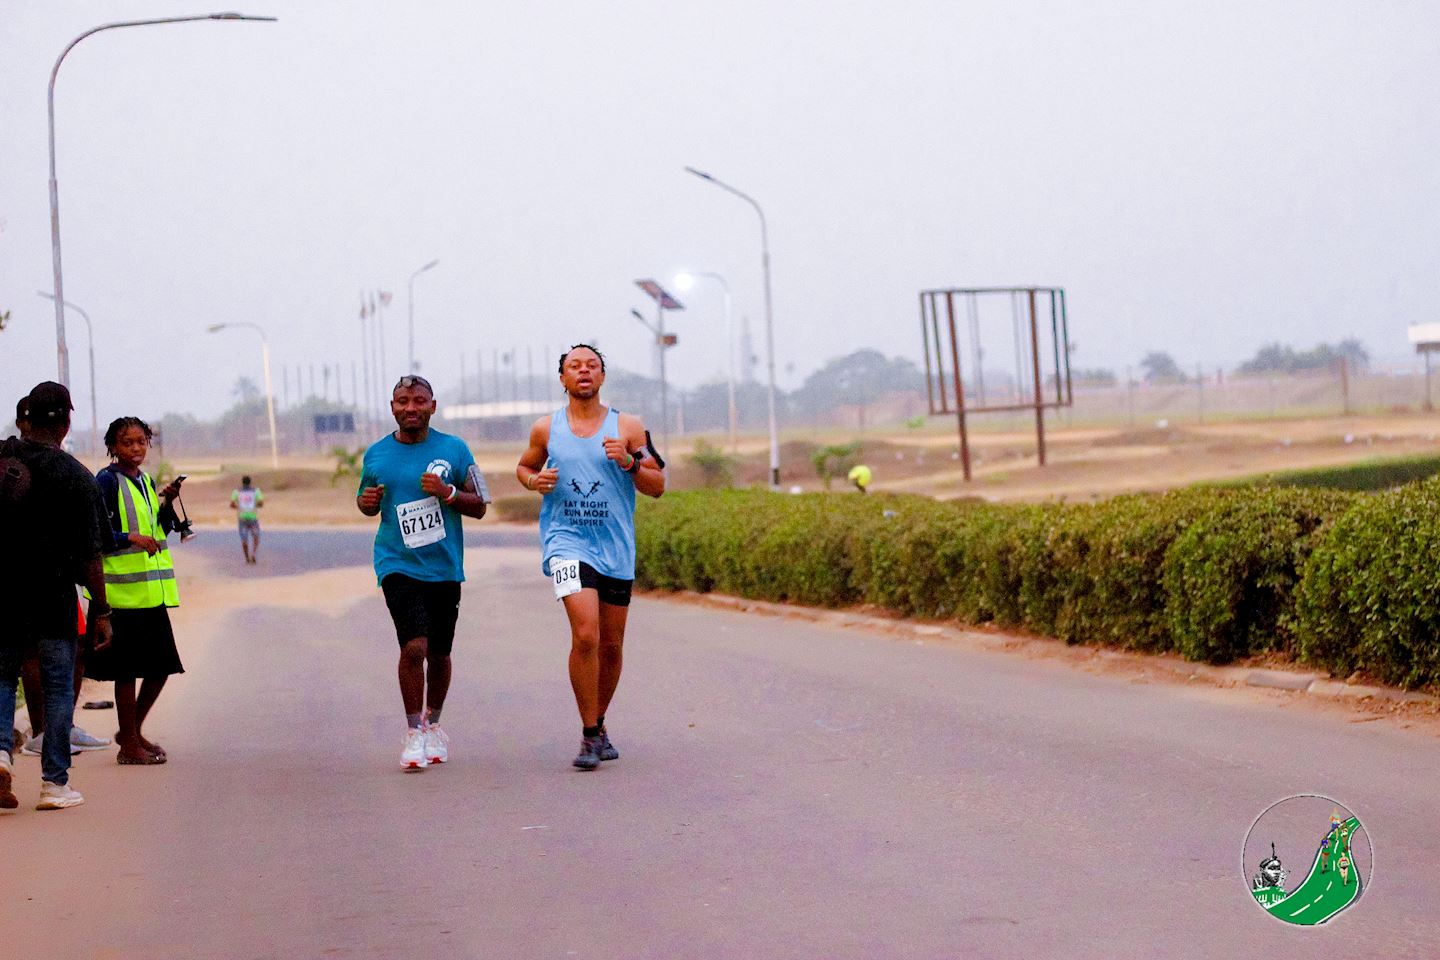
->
xmin=357 ymin=375 xmax=490 ymax=770
xmin=516 ymin=345 xmax=665 ymax=770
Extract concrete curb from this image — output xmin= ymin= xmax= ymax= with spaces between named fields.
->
xmin=663 ymin=590 xmax=1440 ymax=707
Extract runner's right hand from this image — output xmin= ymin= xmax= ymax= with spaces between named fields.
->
xmin=130 ymin=534 xmax=161 ymax=556
xmin=533 ymin=467 xmax=559 ymax=495
xmin=358 ymin=484 xmax=386 ymax=512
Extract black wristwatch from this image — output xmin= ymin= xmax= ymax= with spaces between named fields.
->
xmin=625 ymin=450 xmax=644 ymax=474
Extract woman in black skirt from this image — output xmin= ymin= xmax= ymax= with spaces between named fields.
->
xmin=87 ymin=417 xmax=185 ymax=765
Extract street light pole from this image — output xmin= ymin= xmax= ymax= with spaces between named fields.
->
xmin=407 ymin=259 xmax=439 ymax=373
xmin=36 ymin=291 xmax=98 ymax=453
xmin=684 ymin=166 xmax=780 ymax=488
xmin=633 ymin=281 xmax=684 ymax=458
xmin=208 ymin=322 xmax=279 ymax=469
xmin=677 ymin=271 xmax=736 ymax=452
xmin=47 ymin=12 xmax=277 ymax=386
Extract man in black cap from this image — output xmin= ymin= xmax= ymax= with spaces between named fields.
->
xmin=0 ymin=382 xmax=112 ymax=811
xmin=12 ymin=398 xmax=112 ymax=761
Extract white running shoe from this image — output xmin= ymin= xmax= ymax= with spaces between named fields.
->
xmin=36 ymin=780 xmax=84 ymax=810
xmin=400 ymin=727 xmax=427 ymax=770
xmin=1 ymin=750 xmax=17 ymax=810
xmin=70 ymin=726 xmax=112 ymax=751
xmin=423 ymin=723 xmax=449 ymax=765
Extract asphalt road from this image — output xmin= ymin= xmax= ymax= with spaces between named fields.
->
xmin=5 ymin=525 xmax=1438 ymax=958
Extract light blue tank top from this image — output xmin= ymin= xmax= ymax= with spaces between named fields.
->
xmin=539 ymin=405 xmax=637 ymax=580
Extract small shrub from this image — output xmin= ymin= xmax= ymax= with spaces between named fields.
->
xmin=331 ymin=445 xmax=366 ymax=486
xmin=810 ymin=442 xmax=862 ymax=490
xmin=687 ymin=439 xmax=735 ymax=488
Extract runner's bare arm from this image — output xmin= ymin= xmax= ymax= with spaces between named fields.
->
xmin=517 ymin=417 xmax=559 ymax=494
xmin=436 ymin=463 xmax=488 ymax=520
xmin=617 ymin=413 xmax=665 ymax=498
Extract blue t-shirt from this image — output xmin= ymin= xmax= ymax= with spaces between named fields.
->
xmin=358 ymin=430 xmax=476 ymax=585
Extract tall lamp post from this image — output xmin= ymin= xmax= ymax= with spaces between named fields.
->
xmin=684 ymin=166 xmax=780 ymax=488
xmin=47 ymin=12 xmax=277 ymax=387
xmin=208 ymin=322 xmax=279 ymax=469
xmin=633 ymin=280 xmax=684 ymax=457
xmin=407 ymin=259 xmax=439 ymax=373
xmin=675 ymin=271 xmax=736 ymax=452
xmin=36 ymin=290 xmax=98 ymax=453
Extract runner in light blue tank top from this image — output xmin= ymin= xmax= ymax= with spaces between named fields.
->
xmin=539 ymin=405 xmax=636 ymax=579
xmin=518 ymin=344 xmax=666 ymax=771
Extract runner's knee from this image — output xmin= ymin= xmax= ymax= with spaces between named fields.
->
xmin=400 ymin=637 xmax=428 ymax=663
xmin=570 ymin=627 xmax=600 ymax=657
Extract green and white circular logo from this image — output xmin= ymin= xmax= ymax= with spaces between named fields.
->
xmin=1243 ymin=794 xmax=1371 ymax=925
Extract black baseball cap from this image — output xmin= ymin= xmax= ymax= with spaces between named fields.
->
xmin=22 ymin=381 xmax=74 ymax=423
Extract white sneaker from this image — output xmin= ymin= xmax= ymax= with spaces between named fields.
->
xmin=400 ymin=727 xmax=426 ymax=770
xmin=70 ymin=726 xmax=112 ymax=751
xmin=0 ymin=750 xmax=16 ymax=810
xmin=423 ymin=723 xmax=449 ymax=765
xmin=36 ymin=780 xmax=84 ymax=810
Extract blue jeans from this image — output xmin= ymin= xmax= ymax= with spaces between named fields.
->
xmin=0 ymin=637 xmax=76 ymax=786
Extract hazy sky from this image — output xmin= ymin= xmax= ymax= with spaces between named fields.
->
xmin=3 ymin=1 xmax=1438 ymax=421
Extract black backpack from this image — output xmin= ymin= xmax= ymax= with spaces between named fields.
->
xmin=0 ymin=436 xmax=32 ymax=504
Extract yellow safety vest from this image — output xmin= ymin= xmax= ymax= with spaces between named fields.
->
xmin=104 ymin=471 xmax=179 ymax=609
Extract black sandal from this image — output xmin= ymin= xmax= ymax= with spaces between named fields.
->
xmin=117 ymin=751 xmax=166 ymax=765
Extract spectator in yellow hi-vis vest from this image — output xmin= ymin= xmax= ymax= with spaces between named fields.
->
xmin=87 ymin=417 xmax=185 ymax=766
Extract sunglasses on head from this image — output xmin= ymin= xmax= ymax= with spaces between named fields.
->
xmin=394 ymin=375 xmax=432 ymax=392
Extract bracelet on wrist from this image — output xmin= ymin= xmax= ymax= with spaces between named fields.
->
xmin=443 ymin=484 xmax=459 ymax=504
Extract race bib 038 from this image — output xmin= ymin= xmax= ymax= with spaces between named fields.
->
xmin=397 ymin=496 xmax=446 ymax=549
xmin=551 ymin=558 xmax=582 ymax=601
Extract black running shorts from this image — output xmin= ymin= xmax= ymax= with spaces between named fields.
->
xmin=381 ymin=574 xmax=461 ymax=656
xmin=578 ymin=561 xmax=633 ymax=607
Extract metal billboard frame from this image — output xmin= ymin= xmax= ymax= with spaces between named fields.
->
xmin=919 ymin=286 xmax=1072 ymax=482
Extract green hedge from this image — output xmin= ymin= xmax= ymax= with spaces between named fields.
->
xmin=1236 ymin=454 xmax=1440 ymax=492
xmin=635 ymin=482 xmax=1439 ymax=688
xmin=1163 ymin=487 xmax=1353 ymax=663
xmin=1293 ymin=476 xmax=1440 ymax=688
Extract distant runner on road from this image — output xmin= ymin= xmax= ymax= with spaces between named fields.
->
xmin=516 ymin=344 xmax=665 ymax=770
xmin=230 ymin=475 xmax=264 ymax=564
xmin=357 ymin=375 xmax=489 ymax=771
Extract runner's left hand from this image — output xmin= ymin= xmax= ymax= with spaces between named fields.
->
xmin=602 ymin=436 xmax=634 ymax=467
xmin=419 ymin=472 xmax=451 ymax=498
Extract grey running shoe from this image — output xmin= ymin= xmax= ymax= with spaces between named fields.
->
xmin=21 ymin=733 xmax=81 ymax=757
xmin=572 ymin=736 xmax=603 ymax=771
xmin=598 ymin=728 xmax=619 ymax=762
xmin=70 ymin=726 xmax=112 ymax=751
